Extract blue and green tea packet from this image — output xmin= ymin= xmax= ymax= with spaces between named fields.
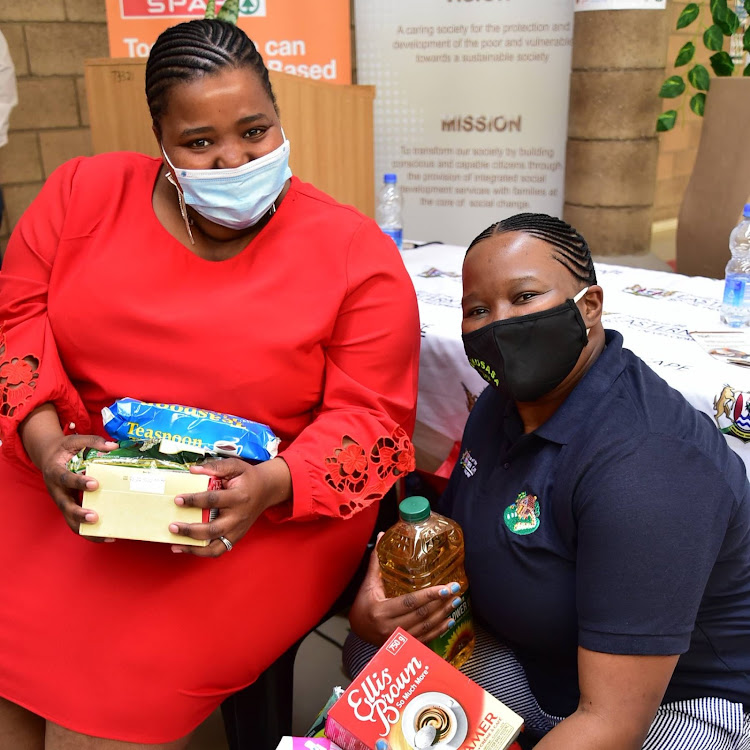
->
xmin=102 ymin=398 xmax=280 ymax=462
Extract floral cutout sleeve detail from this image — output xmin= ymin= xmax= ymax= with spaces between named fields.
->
xmin=0 ymin=157 xmax=91 ymax=466
xmin=0 ymin=326 xmax=40 ymax=418
xmin=325 ymin=427 xmax=416 ymax=516
xmin=269 ymin=218 xmax=420 ymax=523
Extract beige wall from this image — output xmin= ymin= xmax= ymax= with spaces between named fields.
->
xmin=0 ymin=0 xmax=108 ymax=257
xmin=0 ymin=0 xmax=703 ymax=258
xmin=654 ymin=0 xmax=709 ymax=222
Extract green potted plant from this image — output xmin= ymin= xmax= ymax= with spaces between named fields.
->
xmin=657 ymin=0 xmax=750 ymax=131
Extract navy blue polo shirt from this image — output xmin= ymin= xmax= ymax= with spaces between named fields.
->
xmin=438 ymin=330 xmax=750 ymax=718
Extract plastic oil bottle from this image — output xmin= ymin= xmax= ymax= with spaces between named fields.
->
xmin=377 ymin=495 xmax=475 ymax=668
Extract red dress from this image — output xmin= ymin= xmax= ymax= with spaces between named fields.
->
xmin=0 ymin=153 xmax=419 ymax=742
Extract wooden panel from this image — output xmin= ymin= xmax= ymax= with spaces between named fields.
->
xmin=84 ymin=58 xmax=157 ymax=157
xmin=84 ymin=58 xmax=375 ymax=217
xmin=270 ymin=71 xmax=375 ymax=218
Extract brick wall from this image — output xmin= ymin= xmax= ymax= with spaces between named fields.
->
xmin=0 ymin=0 xmax=108 ymax=258
xmin=653 ymin=0 xmax=710 ymax=222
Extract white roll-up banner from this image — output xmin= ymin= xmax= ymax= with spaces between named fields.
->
xmin=354 ymin=0 xmax=575 ymax=246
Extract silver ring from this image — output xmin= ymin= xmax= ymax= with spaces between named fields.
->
xmin=218 ymin=536 xmax=233 ymax=552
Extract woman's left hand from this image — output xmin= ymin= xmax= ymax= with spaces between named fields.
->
xmin=168 ymin=456 xmax=292 ymax=557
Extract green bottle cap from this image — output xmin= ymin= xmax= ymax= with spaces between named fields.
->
xmin=399 ymin=495 xmax=431 ymax=523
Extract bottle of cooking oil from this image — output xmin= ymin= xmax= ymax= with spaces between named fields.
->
xmin=377 ymin=495 xmax=475 ymax=668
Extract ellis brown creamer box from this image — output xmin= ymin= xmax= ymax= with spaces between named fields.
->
xmin=326 ymin=628 xmax=523 ymax=750
xmin=81 ymin=464 xmax=218 ymax=546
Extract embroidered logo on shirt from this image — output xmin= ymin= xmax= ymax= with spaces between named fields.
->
xmin=460 ymin=449 xmax=477 ymax=478
xmin=713 ymin=385 xmax=750 ymax=443
xmin=503 ymin=491 xmax=540 ymax=535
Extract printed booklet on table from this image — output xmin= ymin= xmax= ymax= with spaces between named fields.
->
xmin=689 ymin=330 xmax=750 ymax=367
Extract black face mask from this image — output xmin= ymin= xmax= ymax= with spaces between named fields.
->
xmin=461 ymin=288 xmax=589 ymax=402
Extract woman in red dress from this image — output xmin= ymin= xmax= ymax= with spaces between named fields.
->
xmin=0 ymin=19 xmax=419 ymax=749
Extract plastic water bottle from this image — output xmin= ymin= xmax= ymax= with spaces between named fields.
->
xmin=721 ymin=204 xmax=750 ymax=327
xmin=376 ymin=173 xmax=403 ymax=250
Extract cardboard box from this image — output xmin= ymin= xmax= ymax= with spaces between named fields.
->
xmin=81 ymin=463 xmax=217 ymax=545
xmin=326 ymin=628 xmax=523 ymax=750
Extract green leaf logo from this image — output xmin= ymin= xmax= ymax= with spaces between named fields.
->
xmin=240 ymin=0 xmax=261 ymax=13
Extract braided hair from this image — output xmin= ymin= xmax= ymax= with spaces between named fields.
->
xmin=145 ymin=19 xmax=277 ymax=129
xmin=467 ymin=213 xmax=597 ymax=286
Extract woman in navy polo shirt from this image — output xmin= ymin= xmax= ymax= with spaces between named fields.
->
xmin=346 ymin=214 xmax=750 ymax=750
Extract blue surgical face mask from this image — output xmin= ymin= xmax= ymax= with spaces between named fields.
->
xmin=161 ymin=134 xmax=292 ymax=236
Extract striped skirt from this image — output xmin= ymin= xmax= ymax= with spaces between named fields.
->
xmin=342 ymin=625 xmax=750 ymax=749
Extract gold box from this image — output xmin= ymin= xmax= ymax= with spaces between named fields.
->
xmin=81 ymin=463 xmax=212 ymax=546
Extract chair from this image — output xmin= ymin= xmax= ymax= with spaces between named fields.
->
xmin=675 ymin=77 xmax=750 ymax=279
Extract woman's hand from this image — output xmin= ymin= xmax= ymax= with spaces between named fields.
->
xmin=168 ymin=456 xmax=292 ymax=557
xmin=348 ymin=533 xmax=462 ymax=646
xmin=37 ymin=434 xmax=119 ymax=535
xmin=19 ymin=404 xmax=118 ymax=536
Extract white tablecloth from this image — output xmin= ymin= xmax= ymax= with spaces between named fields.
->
xmin=403 ymin=244 xmax=750 ymax=475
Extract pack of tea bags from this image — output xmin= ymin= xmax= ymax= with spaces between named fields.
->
xmin=102 ymin=397 xmax=280 ymax=462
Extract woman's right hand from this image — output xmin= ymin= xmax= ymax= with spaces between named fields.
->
xmin=348 ymin=532 xmax=463 ymax=647
xmin=37 ymin=434 xmax=118 ymax=535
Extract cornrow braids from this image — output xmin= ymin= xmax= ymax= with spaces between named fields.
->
xmin=467 ymin=212 xmax=597 ymax=286
xmin=145 ymin=19 xmax=277 ymax=127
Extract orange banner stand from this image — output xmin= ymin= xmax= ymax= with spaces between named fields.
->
xmin=104 ymin=0 xmax=351 ymax=84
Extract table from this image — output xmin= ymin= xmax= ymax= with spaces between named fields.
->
xmin=403 ymin=244 xmax=750 ymax=475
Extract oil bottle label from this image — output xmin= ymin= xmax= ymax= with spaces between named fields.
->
xmin=428 ymin=592 xmax=474 ymax=665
